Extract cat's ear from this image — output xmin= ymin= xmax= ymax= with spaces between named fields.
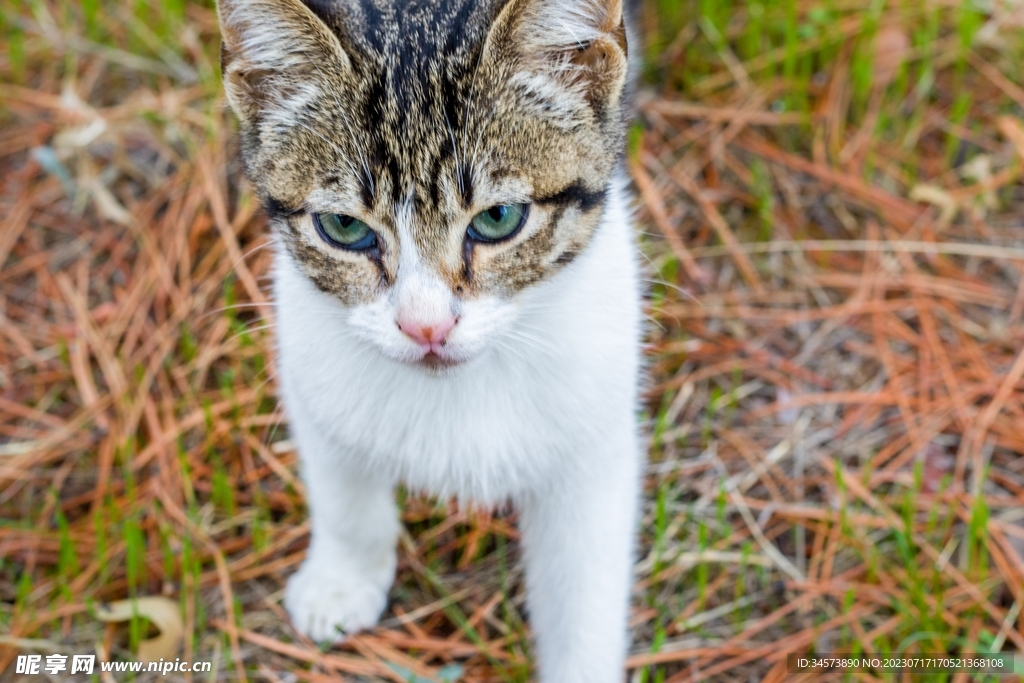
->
xmin=487 ymin=0 xmax=629 ymax=117
xmin=217 ymin=0 xmax=351 ymax=127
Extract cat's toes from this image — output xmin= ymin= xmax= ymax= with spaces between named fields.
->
xmin=284 ymin=563 xmax=389 ymax=642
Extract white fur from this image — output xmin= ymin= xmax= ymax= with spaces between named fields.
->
xmin=520 ymin=0 xmax=618 ymax=51
xmin=277 ymin=175 xmax=643 ymax=683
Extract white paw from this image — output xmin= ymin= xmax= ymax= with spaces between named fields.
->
xmin=284 ymin=561 xmax=389 ymax=642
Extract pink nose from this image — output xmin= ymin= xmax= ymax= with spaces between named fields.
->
xmin=397 ymin=316 xmax=457 ymax=347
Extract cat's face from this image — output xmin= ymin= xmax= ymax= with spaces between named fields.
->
xmin=219 ymin=0 xmax=629 ymax=368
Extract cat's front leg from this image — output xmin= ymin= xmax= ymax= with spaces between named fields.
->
xmin=284 ymin=411 xmax=399 ymax=642
xmin=519 ymin=428 xmax=641 ymax=683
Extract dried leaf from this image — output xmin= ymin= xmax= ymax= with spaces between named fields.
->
xmin=88 ymin=178 xmax=133 ymax=226
xmin=94 ymin=597 xmax=183 ymax=662
xmin=53 ymin=118 xmax=107 ymax=151
xmin=909 ymin=183 xmax=959 ymax=226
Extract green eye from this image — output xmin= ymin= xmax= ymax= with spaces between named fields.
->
xmin=467 ymin=203 xmax=529 ymax=242
xmin=313 ymin=213 xmax=377 ymax=251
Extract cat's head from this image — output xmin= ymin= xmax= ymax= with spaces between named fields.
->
xmin=218 ymin=0 xmax=632 ymax=369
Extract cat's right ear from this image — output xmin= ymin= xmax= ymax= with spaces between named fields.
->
xmin=483 ymin=0 xmax=629 ymax=120
xmin=217 ymin=0 xmax=351 ymax=127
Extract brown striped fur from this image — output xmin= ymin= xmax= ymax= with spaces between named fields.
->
xmin=219 ymin=0 xmax=632 ymax=305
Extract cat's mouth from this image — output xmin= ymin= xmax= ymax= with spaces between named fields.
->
xmin=418 ymin=350 xmax=462 ymax=369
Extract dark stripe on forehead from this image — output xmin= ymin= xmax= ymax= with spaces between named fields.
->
xmin=428 ymin=156 xmax=443 ymax=206
xmin=356 ymin=0 xmax=387 ymax=50
xmin=444 ymin=0 xmax=477 ymax=54
xmin=440 ymin=73 xmax=474 ymax=208
xmin=535 ymin=181 xmax=607 ymax=213
xmin=458 ymin=164 xmax=474 ymax=209
xmin=361 ymin=71 xmax=396 ymax=197
xmin=386 ymin=156 xmax=403 ymax=202
xmin=358 ymin=170 xmax=375 ymax=208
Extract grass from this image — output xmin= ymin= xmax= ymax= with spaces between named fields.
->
xmin=2 ymin=0 xmax=1024 ymax=681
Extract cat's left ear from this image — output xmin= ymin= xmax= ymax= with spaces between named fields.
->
xmin=217 ymin=0 xmax=353 ymax=128
xmin=486 ymin=0 xmax=629 ymax=118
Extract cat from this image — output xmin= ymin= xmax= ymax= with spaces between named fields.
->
xmin=216 ymin=0 xmax=643 ymax=681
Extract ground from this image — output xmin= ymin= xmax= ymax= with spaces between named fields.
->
xmin=2 ymin=0 xmax=1024 ymax=682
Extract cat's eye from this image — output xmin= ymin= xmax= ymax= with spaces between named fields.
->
xmin=467 ymin=203 xmax=529 ymax=243
xmin=313 ymin=213 xmax=377 ymax=251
